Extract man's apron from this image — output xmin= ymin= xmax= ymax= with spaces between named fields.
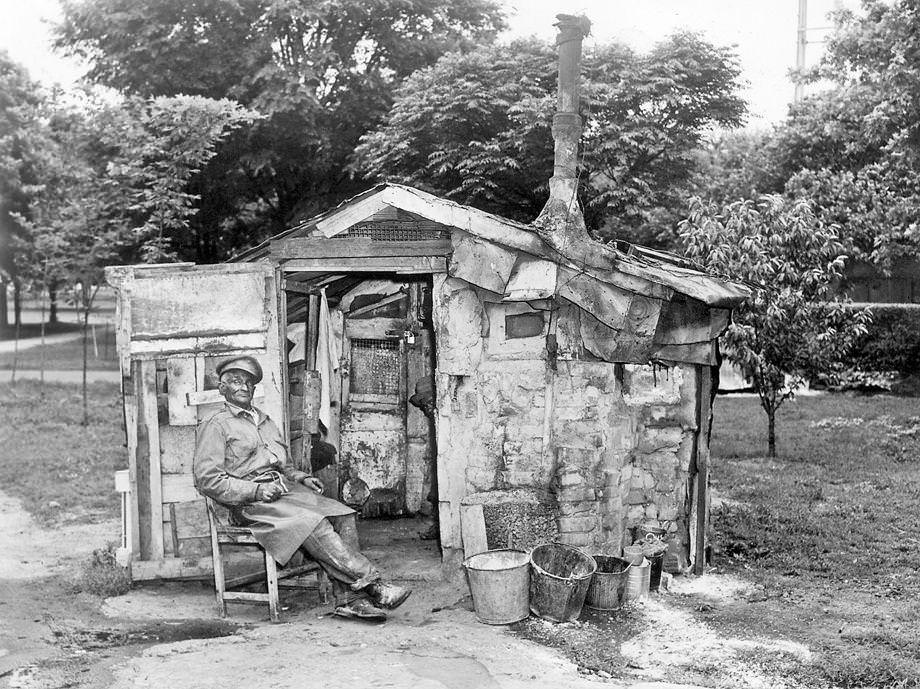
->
xmin=238 ymin=484 xmax=354 ymax=565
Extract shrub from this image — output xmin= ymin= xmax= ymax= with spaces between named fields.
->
xmin=74 ymin=542 xmax=131 ymax=597
xmin=847 ymin=303 xmax=920 ymax=375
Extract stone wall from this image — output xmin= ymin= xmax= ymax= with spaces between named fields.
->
xmin=432 ymin=277 xmax=705 ymax=568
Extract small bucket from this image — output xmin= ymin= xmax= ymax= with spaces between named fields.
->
xmin=463 ymin=549 xmax=531 ymax=625
xmin=622 ymin=557 xmax=650 ymax=603
xmin=622 ymin=545 xmax=644 ymax=565
xmin=648 ymin=553 xmax=665 ymax=591
xmin=585 ymin=556 xmax=632 ymax=610
xmin=635 ymin=522 xmax=668 ymax=541
xmin=529 ymin=543 xmax=597 ymax=622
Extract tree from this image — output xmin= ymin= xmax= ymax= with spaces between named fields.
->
xmin=681 ymin=196 xmax=870 ymax=457
xmin=353 ymin=34 xmax=746 ymax=247
xmin=16 ymin=92 xmax=256 ymax=422
xmin=0 ymin=51 xmax=46 ymax=330
xmin=693 ymin=1 xmax=920 ymax=272
xmin=55 ymin=0 xmax=507 ymax=261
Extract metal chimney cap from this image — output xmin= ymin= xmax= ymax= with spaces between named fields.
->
xmin=554 ymin=14 xmax=591 ymax=42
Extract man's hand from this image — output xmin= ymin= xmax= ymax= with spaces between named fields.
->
xmin=256 ymin=483 xmax=283 ymax=502
xmin=301 ymin=476 xmax=324 ymax=493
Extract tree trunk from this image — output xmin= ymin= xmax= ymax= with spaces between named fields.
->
xmin=767 ymin=407 xmax=776 ymax=458
xmin=10 ymin=317 xmax=21 ymax=388
xmin=12 ymin=279 xmax=22 ymax=327
xmin=39 ymin=292 xmax=47 ymax=397
xmin=82 ymin=306 xmax=89 ymax=426
xmin=48 ymin=284 xmax=59 ymax=324
xmin=0 ymin=276 xmax=8 ymax=331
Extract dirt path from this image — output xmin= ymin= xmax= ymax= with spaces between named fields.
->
xmin=0 ymin=490 xmax=117 ymax=684
xmin=1 ymin=489 xmax=816 ymax=689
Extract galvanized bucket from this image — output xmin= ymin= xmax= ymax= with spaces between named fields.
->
xmin=463 ymin=549 xmax=531 ymax=625
xmin=622 ymin=556 xmax=650 ymax=602
xmin=585 ymin=555 xmax=632 ymax=610
xmin=529 ymin=543 xmax=597 ymax=622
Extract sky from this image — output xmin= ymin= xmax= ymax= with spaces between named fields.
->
xmin=0 ymin=0 xmax=857 ymax=126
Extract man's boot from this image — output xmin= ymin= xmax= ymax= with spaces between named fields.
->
xmin=365 ymin=581 xmax=412 ymax=610
xmin=333 ymin=598 xmax=387 ymax=621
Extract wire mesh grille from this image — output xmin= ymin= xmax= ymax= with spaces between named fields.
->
xmin=340 ymin=222 xmax=449 ymax=241
xmin=350 ymin=338 xmax=400 ymax=396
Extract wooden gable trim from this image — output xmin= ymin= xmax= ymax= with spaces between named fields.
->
xmin=310 ymin=185 xmax=544 ymax=255
xmin=270 ymin=237 xmax=451 ymax=260
xmin=280 ymin=256 xmax=448 ymax=273
xmin=315 ymin=192 xmax=393 ymax=237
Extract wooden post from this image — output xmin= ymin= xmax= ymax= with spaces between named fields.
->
xmin=136 ymin=359 xmax=164 ymax=561
xmin=693 ymin=364 xmax=713 ymax=574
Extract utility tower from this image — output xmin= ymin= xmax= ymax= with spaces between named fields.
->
xmin=794 ymin=0 xmax=808 ymax=103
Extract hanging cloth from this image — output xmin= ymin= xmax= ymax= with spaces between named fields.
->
xmin=315 ymin=288 xmax=341 ymax=430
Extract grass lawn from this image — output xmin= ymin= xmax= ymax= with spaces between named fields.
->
xmin=0 ymin=325 xmax=118 ymax=371
xmin=709 ymin=392 xmax=920 ymax=688
xmin=0 ymin=380 xmax=126 ymax=524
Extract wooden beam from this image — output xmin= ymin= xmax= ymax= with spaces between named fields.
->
xmin=131 ymin=556 xmax=213 ymax=581
xmin=315 ymin=194 xmax=391 ymax=237
xmin=381 ymin=186 xmax=546 ymax=255
xmin=272 ymin=237 xmax=451 ymax=260
xmin=186 ymin=386 xmax=265 ymax=406
xmin=166 ymin=358 xmax=197 ymax=425
xmin=138 ymin=360 xmax=165 ymax=560
xmin=693 ymin=365 xmax=713 ymax=574
xmin=162 ymin=473 xmax=200 ymax=504
xmin=129 ymin=332 xmax=267 ymax=359
xmin=346 ymin=291 xmax=406 ymax=318
xmin=280 ymin=256 xmax=448 ymax=273
xmin=459 ymin=504 xmax=488 ymax=559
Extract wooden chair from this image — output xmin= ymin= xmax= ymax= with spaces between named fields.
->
xmin=205 ymin=497 xmax=331 ymax=622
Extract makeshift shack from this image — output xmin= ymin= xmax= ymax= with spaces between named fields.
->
xmin=106 ymin=15 xmax=749 ymax=581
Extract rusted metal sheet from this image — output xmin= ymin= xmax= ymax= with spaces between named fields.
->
xmin=558 ymin=266 xmax=633 ymax=331
xmin=503 ymin=257 xmax=558 ymax=301
xmin=432 ymin=276 xmax=484 ymax=376
xmin=448 ymin=232 xmax=517 ymax=294
xmin=339 ymin=423 xmax=407 ymax=516
xmin=652 ymin=342 xmax=718 ymax=366
xmin=580 ymin=311 xmax=655 ymax=363
xmin=655 ymin=298 xmax=731 ymax=345
xmin=128 ymin=271 xmax=267 ymax=340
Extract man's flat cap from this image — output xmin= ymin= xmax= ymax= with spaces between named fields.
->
xmin=215 ymin=355 xmax=263 ymax=384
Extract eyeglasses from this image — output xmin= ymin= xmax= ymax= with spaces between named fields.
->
xmin=221 ymin=376 xmax=255 ymax=388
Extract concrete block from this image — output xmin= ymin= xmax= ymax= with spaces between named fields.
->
xmin=627 ymin=505 xmax=645 ymax=522
xmin=557 ymin=486 xmax=597 ymax=502
xmin=558 ymin=500 xmax=595 ymax=516
xmin=626 ymin=488 xmax=647 ymax=505
xmin=557 ymin=515 xmax=599 ymax=533
xmin=638 ymin=426 xmax=684 ymax=453
xmin=556 ymin=531 xmax=595 ymax=547
xmin=558 ymin=471 xmax=584 ymax=487
xmin=658 ymin=506 xmax=679 ymax=522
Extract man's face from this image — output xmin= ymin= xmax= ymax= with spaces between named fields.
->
xmin=218 ymin=370 xmax=256 ymax=408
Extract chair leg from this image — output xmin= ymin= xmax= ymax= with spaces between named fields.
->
xmin=318 ymin=569 xmax=330 ymax=604
xmin=265 ymin=550 xmax=280 ymax=623
xmin=209 ymin=529 xmax=227 ymax=619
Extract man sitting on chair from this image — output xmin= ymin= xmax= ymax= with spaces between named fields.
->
xmin=193 ymin=355 xmax=410 ymax=620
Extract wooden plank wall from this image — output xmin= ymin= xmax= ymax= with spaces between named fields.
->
xmin=121 ymin=268 xmax=286 ymax=579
